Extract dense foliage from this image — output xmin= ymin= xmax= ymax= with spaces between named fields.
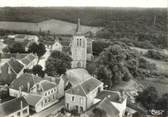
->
xmin=95 ymin=43 xmax=138 ymax=88
xmin=136 ymin=87 xmax=168 ymax=116
xmin=145 ymin=49 xmax=168 ymax=62
xmin=32 ymin=65 xmax=45 ymax=77
xmin=45 ymin=50 xmax=72 ymax=76
xmin=28 ymin=42 xmax=46 ymax=61
xmin=8 ymin=42 xmax=25 ymax=53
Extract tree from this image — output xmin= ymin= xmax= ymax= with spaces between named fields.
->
xmin=32 ymin=65 xmax=45 ymax=77
xmin=28 ymin=42 xmax=46 ymax=63
xmin=156 ymin=93 xmax=168 ymax=117
xmin=9 ymin=42 xmax=25 ymax=53
xmin=45 ymin=50 xmax=72 ymax=76
xmin=28 ymin=42 xmax=38 ymax=54
xmin=96 ymin=44 xmax=136 ymax=88
xmin=36 ymin=43 xmax=46 ymax=59
xmin=92 ymin=40 xmax=110 ymax=56
xmin=136 ymin=87 xmax=158 ymax=110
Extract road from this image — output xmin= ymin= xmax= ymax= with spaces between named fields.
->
xmin=31 ymin=99 xmax=64 ymax=117
xmin=38 ymin=48 xmax=51 ymax=70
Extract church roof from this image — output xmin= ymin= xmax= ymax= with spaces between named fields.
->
xmin=75 ymin=18 xmax=82 ymax=35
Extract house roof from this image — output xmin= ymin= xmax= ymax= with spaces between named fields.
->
xmin=96 ymin=90 xmax=121 ymax=103
xmin=65 ymin=68 xmax=92 ymax=86
xmin=66 ymin=78 xmax=103 ymax=96
xmin=40 ymin=80 xmax=56 ymax=91
xmin=8 ymin=58 xmax=24 ymax=74
xmin=9 ymin=73 xmax=42 ymax=92
xmin=15 ymin=34 xmax=27 ymax=39
xmin=66 ymin=85 xmax=86 ymax=96
xmin=25 ymin=94 xmax=42 ymax=106
xmin=96 ymin=97 xmax=120 ymax=117
xmin=20 ymin=54 xmax=36 ymax=65
xmin=0 ymin=97 xmax=28 ymax=117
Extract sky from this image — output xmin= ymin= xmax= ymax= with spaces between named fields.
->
xmin=0 ymin=0 xmax=167 ymax=8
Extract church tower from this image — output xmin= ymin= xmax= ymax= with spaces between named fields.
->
xmin=71 ymin=18 xmax=87 ymax=68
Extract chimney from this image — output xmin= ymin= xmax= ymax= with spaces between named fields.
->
xmin=19 ymin=86 xmax=22 ymax=97
xmin=20 ymin=101 xmax=23 ymax=117
xmin=27 ymin=82 xmax=30 ymax=92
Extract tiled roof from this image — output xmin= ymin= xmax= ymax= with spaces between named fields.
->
xmin=9 ymin=73 xmax=42 ymax=92
xmin=65 ymin=68 xmax=92 ymax=86
xmin=20 ymin=54 xmax=36 ymax=65
xmin=96 ymin=90 xmax=121 ymax=103
xmin=81 ymin=78 xmax=102 ymax=94
xmin=8 ymin=58 xmax=24 ymax=74
xmin=66 ymin=78 xmax=103 ymax=96
xmin=25 ymin=94 xmax=42 ymax=106
xmin=0 ymin=97 xmax=28 ymax=117
xmin=15 ymin=34 xmax=27 ymax=39
xmin=40 ymin=80 xmax=56 ymax=91
xmin=96 ymin=97 xmax=120 ymax=117
xmin=66 ymin=85 xmax=86 ymax=96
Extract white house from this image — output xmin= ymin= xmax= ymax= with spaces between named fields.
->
xmin=26 ymin=80 xmax=59 ymax=112
xmin=65 ymin=77 xmax=103 ymax=113
xmin=0 ymin=96 xmax=29 ymax=117
xmin=9 ymin=73 xmax=65 ymax=112
xmin=51 ymin=40 xmax=63 ymax=52
xmin=94 ymin=90 xmax=127 ymax=117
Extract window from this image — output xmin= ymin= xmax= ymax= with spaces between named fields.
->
xmin=66 ymin=103 xmax=69 ymax=109
xmin=45 ymin=99 xmax=47 ymax=104
xmin=80 ymin=106 xmax=83 ymax=112
xmin=23 ymin=108 xmax=27 ymax=114
xmin=80 ymin=39 xmax=82 ymax=46
xmin=17 ymin=111 xmax=20 ymax=116
xmin=77 ymin=39 xmax=79 ymax=46
xmin=72 ymin=96 xmax=75 ymax=101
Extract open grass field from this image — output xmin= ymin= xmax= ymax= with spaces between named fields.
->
xmin=0 ymin=19 xmax=101 ymax=35
xmin=139 ymin=78 xmax=168 ymax=96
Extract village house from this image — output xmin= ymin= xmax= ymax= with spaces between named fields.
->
xmin=82 ymin=90 xmax=127 ymax=117
xmin=9 ymin=73 xmax=42 ymax=97
xmin=0 ymin=53 xmax=38 ymax=85
xmin=0 ymin=58 xmax=24 ymax=84
xmin=51 ymin=40 xmax=63 ymax=52
xmin=64 ymin=68 xmax=92 ymax=86
xmin=9 ymin=73 xmax=65 ymax=112
xmin=0 ymin=96 xmax=29 ymax=117
xmin=19 ymin=53 xmax=38 ymax=70
xmin=94 ymin=90 xmax=127 ymax=117
xmin=65 ymin=77 xmax=103 ymax=113
xmin=26 ymin=80 xmax=59 ymax=112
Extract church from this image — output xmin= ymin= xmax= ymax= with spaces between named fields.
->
xmin=71 ymin=18 xmax=87 ymax=68
xmin=54 ymin=18 xmax=93 ymax=68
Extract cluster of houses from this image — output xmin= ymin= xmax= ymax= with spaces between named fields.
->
xmin=0 ymin=19 xmax=141 ymax=117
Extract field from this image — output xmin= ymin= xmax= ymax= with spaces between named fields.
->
xmin=139 ymin=78 xmax=168 ymax=96
xmin=0 ymin=19 xmax=101 ymax=35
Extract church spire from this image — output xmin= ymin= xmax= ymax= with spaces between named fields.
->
xmin=75 ymin=18 xmax=82 ymax=35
